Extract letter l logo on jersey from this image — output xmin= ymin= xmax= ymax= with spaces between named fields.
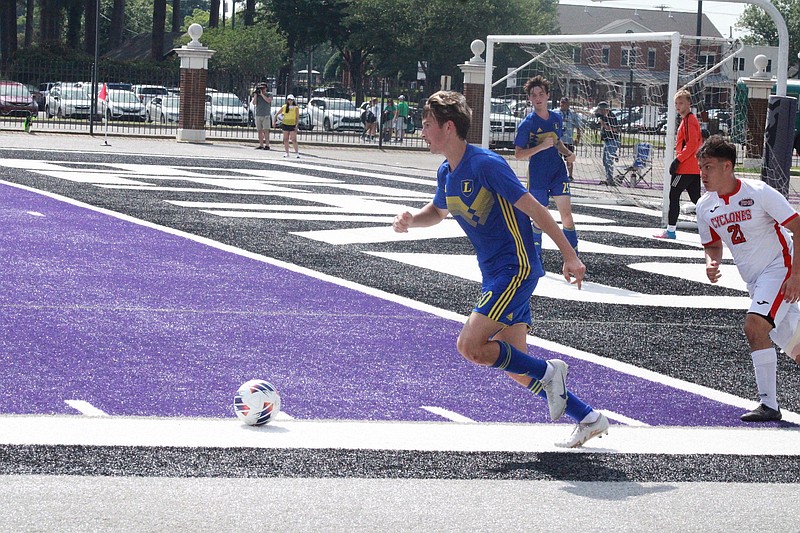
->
xmin=462 ymin=180 xmax=474 ymax=196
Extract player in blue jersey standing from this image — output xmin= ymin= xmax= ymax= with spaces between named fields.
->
xmin=393 ymin=91 xmax=609 ymax=447
xmin=514 ymin=76 xmax=580 ymax=264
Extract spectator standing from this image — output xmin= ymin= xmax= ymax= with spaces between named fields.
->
xmin=514 ymin=76 xmax=580 ymax=263
xmin=696 ymin=136 xmax=800 ymax=422
xmin=275 ymin=94 xmax=300 ymax=158
xmin=655 ymin=89 xmax=702 ymax=239
xmin=394 ymin=95 xmax=410 ymax=142
xmin=596 ymin=102 xmax=620 ymax=185
xmin=382 ymin=97 xmax=396 ymax=142
xmin=363 ymin=98 xmax=379 ymax=142
xmin=251 ymin=84 xmax=272 ymax=150
xmin=393 ymin=90 xmax=609 ymax=448
xmin=556 ymin=97 xmax=583 ymax=181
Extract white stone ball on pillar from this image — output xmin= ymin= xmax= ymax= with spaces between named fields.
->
xmin=753 ymin=54 xmax=769 ymax=78
xmin=470 ymin=39 xmax=485 ymax=63
xmin=187 ymin=23 xmax=204 ymax=48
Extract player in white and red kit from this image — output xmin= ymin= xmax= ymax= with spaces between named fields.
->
xmin=696 ymin=136 xmax=800 ymax=422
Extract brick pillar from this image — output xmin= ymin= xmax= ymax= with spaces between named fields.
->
xmin=463 ymin=82 xmax=484 ymax=145
xmin=458 ymin=39 xmax=489 ymax=147
xmin=173 ymin=24 xmax=215 ymax=143
xmin=180 ymin=68 xmax=207 ymax=131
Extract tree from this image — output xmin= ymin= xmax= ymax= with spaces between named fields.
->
xmin=736 ymin=0 xmax=799 ymax=73
xmin=0 ymin=0 xmax=16 ymax=62
xmin=108 ymin=0 xmax=127 ymax=48
xmin=152 ymin=0 xmax=166 ymax=60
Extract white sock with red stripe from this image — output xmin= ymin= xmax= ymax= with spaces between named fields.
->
xmin=751 ymin=348 xmax=778 ymax=410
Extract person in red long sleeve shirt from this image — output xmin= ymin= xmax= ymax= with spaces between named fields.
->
xmin=655 ymin=89 xmax=703 ymax=240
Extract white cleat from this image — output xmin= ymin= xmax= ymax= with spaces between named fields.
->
xmin=542 ymin=359 xmax=569 ymax=421
xmin=556 ymin=413 xmax=610 ymax=448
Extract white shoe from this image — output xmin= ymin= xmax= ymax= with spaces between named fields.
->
xmin=542 ymin=359 xmax=568 ymax=421
xmin=296 ymin=154 xmax=300 ymax=158
xmin=556 ymin=413 xmax=609 ymax=448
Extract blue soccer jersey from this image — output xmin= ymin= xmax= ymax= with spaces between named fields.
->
xmin=432 ymin=144 xmax=544 ymax=282
xmin=514 ymin=111 xmax=568 ymax=187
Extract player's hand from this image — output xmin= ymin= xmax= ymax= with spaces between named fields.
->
xmin=562 ymin=257 xmax=585 ymax=290
xmin=706 ymin=260 xmax=721 ymax=283
xmin=781 ymin=273 xmax=800 ymax=303
xmin=540 ymin=137 xmax=555 ymax=151
xmin=565 ymin=153 xmax=576 ymax=164
xmin=393 ymin=211 xmax=413 ymax=233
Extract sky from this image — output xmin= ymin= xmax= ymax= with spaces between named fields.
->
xmin=561 ymin=0 xmax=749 ymax=39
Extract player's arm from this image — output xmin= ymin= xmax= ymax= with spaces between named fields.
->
xmin=515 ymin=137 xmax=554 ymax=160
xmin=393 ymin=202 xmax=447 ymax=233
xmin=513 ymin=193 xmax=585 ymax=288
xmin=781 ymin=216 xmax=800 ymax=303
xmin=704 ymin=240 xmax=724 ymax=283
xmin=555 ymin=140 xmax=576 ymax=163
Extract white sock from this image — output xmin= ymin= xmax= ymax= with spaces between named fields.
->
xmin=580 ymin=411 xmax=600 ymax=425
xmin=542 ymin=362 xmax=554 ymax=383
xmin=751 ymin=348 xmax=778 ymax=410
xmin=667 ymin=225 xmax=677 ymax=233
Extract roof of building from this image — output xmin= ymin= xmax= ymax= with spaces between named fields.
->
xmin=557 ymin=5 xmax=725 ymax=39
xmin=102 ymin=32 xmax=183 ymax=62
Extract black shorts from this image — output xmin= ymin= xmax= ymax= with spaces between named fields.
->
xmin=281 ymin=124 xmax=296 ymax=132
xmin=561 ymin=143 xmax=574 ymax=160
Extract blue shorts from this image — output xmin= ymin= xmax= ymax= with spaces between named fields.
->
xmin=473 ymin=272 xmax=537 ymax=327
xmin=530 ymin=173 xmax=571 ymax=207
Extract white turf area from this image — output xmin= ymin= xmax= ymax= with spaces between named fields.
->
xmin=2 ymin=415 xmax=799 ymax=455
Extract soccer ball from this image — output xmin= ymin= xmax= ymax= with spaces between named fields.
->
xmin=233 ymin=379 xmax=281 ymax=426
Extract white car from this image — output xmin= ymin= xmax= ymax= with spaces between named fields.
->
xmin=45 ymin=85 xmax=96 ymax=119
xmin=489 ymin=99 xmax=523 ymax=148
xmin=132 ymin=84 xmax=169 ymax=105
xmin=306 ymin=97 xmax=364 ymax=132
xmin=98 ymin=89 xmax=147 ymax=121
xmin=146 ymin=95 xmax=180 ymax=123
xmin=205 ymin=92 xmax=247 ymax=126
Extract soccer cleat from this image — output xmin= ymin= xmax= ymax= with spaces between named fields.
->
xmin=542 ymin=359 xmax=569 ymax=421
xmin=740 ymin=404 xmax=782 ymax=422
xmin=654 ymin=230 xmax=676 ymax=240
xmin=556 ymin=413 xmax=610 ymax=448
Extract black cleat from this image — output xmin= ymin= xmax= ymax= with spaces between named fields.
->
xmin=740 ymin=404 xmax=782 ymax=422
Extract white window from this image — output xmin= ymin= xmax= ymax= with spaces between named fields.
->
xmin=700 ymin=53 xmax=716 ymax=69
xmin=621 ymin=47 xmax=635 ymax=67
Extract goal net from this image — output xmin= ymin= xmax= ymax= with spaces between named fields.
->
xmin=484 ymin=32 xmax=744 ymax=223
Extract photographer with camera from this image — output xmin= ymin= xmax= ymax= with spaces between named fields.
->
xmin=251 ymin=84 xmax=273 ymax=150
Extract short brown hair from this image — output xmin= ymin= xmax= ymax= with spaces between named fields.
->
xmin=674 ymin=89 xmax=692 ymax=104
xmin=524 ymin=75 xmax=550 ymax=96
xmin=696 ymin=135 xmax=736 ymax=165
xmin=423 ymin=91 xmax=471 ymax=140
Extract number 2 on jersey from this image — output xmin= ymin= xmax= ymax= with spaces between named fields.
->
xmin=728 ymin=223 xmax=746 ymax=245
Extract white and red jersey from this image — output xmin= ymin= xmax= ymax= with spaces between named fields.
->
xmin=697 ymin=178 xmax=798 ymax=284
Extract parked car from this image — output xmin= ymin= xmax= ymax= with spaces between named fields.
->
xmin=45 ymin=85 xmax=97 ymax=119
xmin=311 ymin=86 xmax=352 ymax=100
xmin=488 ymin=99 xmax=522 ymax=148
xmin=132 ymin=84 xmax=169 ymax=104
xmin=271 ymin=96 xmax=313 ymax=130
xmin=98 ymin=89 xmax=147 ymax=121
xmin=146 ymin=95 xmax=180 ymax=123
xmin=205 ymin=92 xmax=248 ymax=126
xmin=306 ymin=97 xmax=364 ymax=132
xmin=0 ymin=81 xmax=38 ymax=117
xmin=35 ymin=82 xmax=57 ymax=109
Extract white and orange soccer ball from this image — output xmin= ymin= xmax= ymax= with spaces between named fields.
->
xmin=233 ymin=379 xmax=281 ymax=426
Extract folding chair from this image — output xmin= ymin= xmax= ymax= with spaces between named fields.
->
xmin=615 ymin=142 xmax=653 ymax=188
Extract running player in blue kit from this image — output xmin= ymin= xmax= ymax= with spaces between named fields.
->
xmin=393 ymin=91 xmax=609 ymax=447
xmin=514 ymin=76 xmax=579 ymax=264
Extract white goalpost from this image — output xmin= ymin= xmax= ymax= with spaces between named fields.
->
xmin=483 ymin=31 xmax=743 ymax=222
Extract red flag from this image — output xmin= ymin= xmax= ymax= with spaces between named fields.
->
xmin=98 ymin=83 xmax=107 ymax=101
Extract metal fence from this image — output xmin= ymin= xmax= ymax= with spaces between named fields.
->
xmin=1 ymin=59 xmax=428 ymax=149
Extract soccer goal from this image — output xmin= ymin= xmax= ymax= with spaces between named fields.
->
xmin=484 ymin=32 xmax=743 ymax=220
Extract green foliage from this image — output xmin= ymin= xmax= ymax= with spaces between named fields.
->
xmin=176 ymin=22 xmax=286 ymax=79
xmin=737 ymin=0 xmax=799 ymax=67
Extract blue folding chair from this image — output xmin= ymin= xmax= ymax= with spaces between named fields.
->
xmin=615 ymin=142 xmax=653 ymax=188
